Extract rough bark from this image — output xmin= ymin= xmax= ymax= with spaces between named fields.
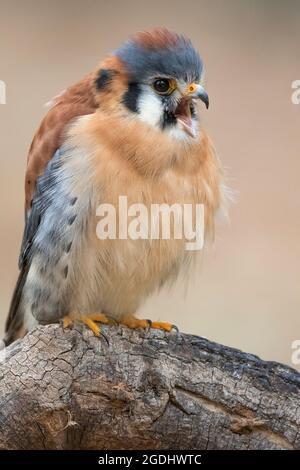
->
xmin=0 ymin=323 xmax=299 ymax=450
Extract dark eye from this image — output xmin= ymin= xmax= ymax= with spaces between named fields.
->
xmin=152 ymin=78 xmax=176 ymax=95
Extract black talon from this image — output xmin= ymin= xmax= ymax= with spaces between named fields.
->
xmin=146 ymin=319 xmax=152 ymax=331
xmin=100 ymin=330 xmax=109 ymax=346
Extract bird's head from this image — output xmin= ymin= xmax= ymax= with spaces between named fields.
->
xmin=94 ymin=28 xmax=209 ymax=140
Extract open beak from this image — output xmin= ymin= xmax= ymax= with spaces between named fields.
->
xmin=175 ymin=84 xmax=209 ymax=138
xmin=175 ymin=98 xmax=195 ymax=137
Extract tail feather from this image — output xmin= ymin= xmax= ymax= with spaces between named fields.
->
xmin=2 ymin=268 xmax=29 ymax=347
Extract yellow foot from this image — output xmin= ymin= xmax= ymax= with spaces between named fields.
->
xmin=119 ymin=316 xmax=151 ymax=329
xmin=63 ymin=315 xmax=73 ymax=329
xmin=150 ymin=321 xmax=175 ymax=332
xmin=80 ymin=315 xmax=101 ymax=337
xmin=87 ymin=313 xmax=110 ymax=324
xmin=62 ymin=313 xmax=111 ymax=337
xmin=120 ymin=316 xmax=176 ymax=332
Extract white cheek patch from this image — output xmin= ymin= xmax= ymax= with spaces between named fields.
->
xmin=167 ymin=118 xmax=199 ymax=142
xmin=136 ymin=88 xmax=199 ymax=142
xmin=137 ymin=90 xmax=163 ymax=127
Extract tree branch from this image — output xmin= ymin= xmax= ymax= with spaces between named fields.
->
xmin=0 ymin=324 xmax=299 ymax=450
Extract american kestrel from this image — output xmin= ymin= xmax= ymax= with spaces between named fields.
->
xmin=3 ymin=28 xmax=225 ymax=346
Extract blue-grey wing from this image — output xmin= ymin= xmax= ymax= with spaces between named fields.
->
xmin=4 ymin=147 xmax=80 ymax=345
xmin=19 ymin=149 xmax=63 ymax=269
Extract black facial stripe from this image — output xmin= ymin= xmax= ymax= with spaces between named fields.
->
xmin=162 ymin=110 xmax=177 ymax=129
xmin=95 ymin=69 xmax=115 ymax=90
xmin=123 ymin=82 xmax=141 ymax=113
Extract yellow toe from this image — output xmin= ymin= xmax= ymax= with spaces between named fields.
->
xmin=87 ymin=313 xmax=110 ymax=324
xmin=119 ymin=316 xmax=175 ymax=332
xmin=80 ymin=315 xmax=101 ymax=337
xmin=63 ymin=316 xmax=73 ymax=329
xmin=120 ymin=316 xmax=150 ymax=329
xmin=151 ymin=321 xmax=174 ymax=332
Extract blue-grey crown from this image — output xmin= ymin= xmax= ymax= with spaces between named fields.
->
xmin=114 ymin=29 xmax=203 ymax=83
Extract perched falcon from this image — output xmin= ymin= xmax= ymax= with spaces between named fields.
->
xmin=3 ymin=28 xmax=225 ymax=347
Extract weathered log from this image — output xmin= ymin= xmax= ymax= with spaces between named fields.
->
xmin=0 ymin=323 xmax=299 ymax=450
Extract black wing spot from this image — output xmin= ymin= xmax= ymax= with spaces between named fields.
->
xmin=65 ymin=241 xmax=72 ymax=253
xmin=68 ymin=214 xmax=77 ymax=226
xmin=70 ymin=197 xmax=77 ymax=206
xmin=63 ymin=265 xmax=69 ymax=278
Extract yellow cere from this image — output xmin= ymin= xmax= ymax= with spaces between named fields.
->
xmin=187 ymin=83 xmax=197 ymax=94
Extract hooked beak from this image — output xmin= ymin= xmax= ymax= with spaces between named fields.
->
xmin=186 ymin=83 xmax=209 ymax=109
xmin=175 ymin=84 xmax=209 ymax=138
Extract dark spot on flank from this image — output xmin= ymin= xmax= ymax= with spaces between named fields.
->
xmin=95 ymin=69 xmax=115 ymax=90
xmin=65 ymin=241 xmax=72 ymax=253
xmin=52 ymin=253 xmax=61 ymax=266
xmin=63 ymin=265 xmax=69 ymax=278
xmin=70 ymin=197 xmax=77 ymax=206
xmin=123 ymin=82 xmax=141 ymax=113
xmin=68 ymin=214 xmax=77 ymax=225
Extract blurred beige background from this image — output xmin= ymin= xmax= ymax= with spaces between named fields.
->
xmin=0 ymin=0 xmax=299 ymax=370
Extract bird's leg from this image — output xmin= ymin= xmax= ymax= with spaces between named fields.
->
xmin=62 ymin=313 xmax=111 ymax=337
xmin=80 ymin=315 xmax=101 ymax=337
xmin=119 ymin=315 xmax=176 ymax=332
